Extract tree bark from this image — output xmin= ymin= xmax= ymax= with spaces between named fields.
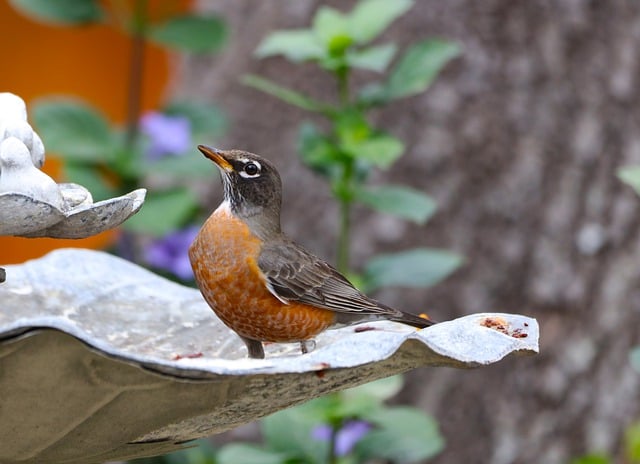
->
xmin=182 ymin=1 xmax=640 ymax=462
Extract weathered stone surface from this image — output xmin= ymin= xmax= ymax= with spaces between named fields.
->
xmin=0 ymin=249 xmax=538 ymax=463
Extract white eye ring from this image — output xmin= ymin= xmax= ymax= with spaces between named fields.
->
xmin=239 ymin=160 xmax=261 ymax=178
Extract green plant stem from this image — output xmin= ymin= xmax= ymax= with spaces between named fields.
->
xmin=336 ymin=158 xmax=354 ymax=274
xmin=335 ymin=67 xmax=353 ymax=274
xmin=337 ymin=68 xmax=349 ymax=106
xmin=121 ymin=0 xmax=148 ymax=266
xmin=337 ymin=195 xmax=351 ymax=274
xmin=328 ymin=424 xmax=339 ymax=464
xmin=124 ymin=0 xmax=148 ymax=151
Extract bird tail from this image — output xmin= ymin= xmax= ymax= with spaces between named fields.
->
xmin=391 ymin=311 xmax=436 ymax=329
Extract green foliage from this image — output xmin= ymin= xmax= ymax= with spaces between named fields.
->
xmin=346 ymin=43 xmax=397 ymax=73
xmin=242 ymin=75 xmax=330 ymax=113
xmin=354 ymin=185 xmax=436 ymax=224
xmin=618 ymin=166 xmax=640 ymax=196
xmin=164 ymin=101 xmax=227 ymax=138
xmin=10 ymin=0 xmax=227 ymax=54
xmin=123 ymin=188 xmax=198 ymax=237
xmin=626 ymin=422 xmax=640 ymax=463
xmin=249 ymin=0 xmax=462 ymax=280
xmin=355 ymin=407 xmax=443 ymax=463
xmin=8 ymin=0 xmax=103 ymax=25
xmin=209 ymin=376 xmax=443 ymax=464
xmin=217 ymin=444 xmax=290 ymax=464
xmin=572 ymin=420 xmax=640 ymax=464
xmin=32 ymin=95 xmax=221 ymax=204
xmin=349 ymin=0 xmax=413 ymax=44
xmin=363 ymin=248 xmax=463 ymax=292
xmin=571 ymin=455 xmax=611 ymax=464
xmin=32 ymin=96 xmax=221 ymax=240
xmin=256 ymin=30 xmax=325 ymax=62
xmin=630 ymin=346 xmax=640 ymax=373
xmin=149 ymin=15 xmax=227 ymax=53
xmin=383 ymin=39 xmax=461 ymax=101
xmin=261 ymin=404 xmax=329 ymax=464
xmin=32 ymin=99 xmax=116 ymax=162
xmin=131 ymin=440 xmax=216 ymax=464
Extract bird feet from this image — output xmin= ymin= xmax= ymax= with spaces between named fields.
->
xmin=300 ymin=339 xmax=316 ymax=354
xmin=241 ymin=336 xmax=265 ymax=359
xmin=241 ymin=337 xmax=316 ymax=358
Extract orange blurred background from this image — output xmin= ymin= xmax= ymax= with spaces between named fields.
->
xmin=0 ymin=1 xmax=188 ymax=264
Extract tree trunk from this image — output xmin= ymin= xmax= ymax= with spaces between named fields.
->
xmin=182 ymin=1 xmax=640 ymax=462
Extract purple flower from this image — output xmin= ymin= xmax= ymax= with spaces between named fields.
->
xmin=311 ymin=424 xmax=333 ymax=442
xmin=311 ymin=420 xmax=372 ymax=456
xmin=140 ymin=111 xmax=192 ymax=159
xmin=144 ymin=226 xmax=199 ymax=280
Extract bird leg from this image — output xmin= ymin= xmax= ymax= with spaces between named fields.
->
xmin=300 ymin=339 xmax=316 ymax=355
xmin=241 ymin=336 xmax=265 ymax=359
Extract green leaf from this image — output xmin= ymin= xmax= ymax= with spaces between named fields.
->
xmin=630 ymin=346 xmax=640 ymax=373
xmin=349 ymin=0 xmax=414 ymax=44
xmin=262 ymin=404 xmax=329 ymax=464
xmin=242 ymin=75 xmax=330 ymax=113
xmin=343 ymin=133 xmax=404 ymax=169
xmin=356 ymin=407 xmax=444 ymax=463
xmin=570 ymin=455 xmax=612 ymax=464
xmin=356 ymin=82 xmax=388 ymax=107
xmin=297 ymin=123 xmax=341 ymax=178
xmin=312 ymin=6 xmax=352 ymax=55
xmin=146 ymin=151 xmax=215 ymax=178
xmin=364 ymin=248 xmax=463 ymax=291
xmin=346 ymin=43 xmax=397 ymax=72
xmin=62 ymin=163 xmax=116 ymax=201
xmin=164 ymin=101 xmax=227 ymax=139
xmin=32 ymin=98 xmax=116 ymax=163
xmin=255 ymin=30 xmax=325 ymax=62
xmin=217 ymin=444 xmax=288 ymax=464
xmin=386 ymin=39 xmax=461 ymax=100
xmin=336 ymin=111 xmax=372 ymax=146
xmin=354 ymin=185 xmax=436 ymax=224
xmin=617 ymin=166 xmax=640 ymax=197
xmin=123 ymin=188 xmax=198 ymax=237
xmin=337 ymin=376 xmax=404 ymax=418
xmin=149 ymin=15 xmax=227 ymax=53
xmin=9 ymin=0 xmax=103 ymax=25
xmin=626 ymin=421 xmax=640 ymax=463
xmin=349 ymin=375 xmax=404 ymax=401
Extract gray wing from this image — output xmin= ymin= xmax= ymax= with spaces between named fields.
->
xmin=257 ymin=238 xmax=397 ymax=316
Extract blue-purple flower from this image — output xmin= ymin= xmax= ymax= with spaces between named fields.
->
xmin=311 ymin=420 xmax=372 ymax=456
xmin=140 ymin=111 xmax=192 ymax=159
xmin=143 ymin=226 xmax=199 ymax=280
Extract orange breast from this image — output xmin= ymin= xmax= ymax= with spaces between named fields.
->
xmin=188 ymin=205 xmax=335 ymax=342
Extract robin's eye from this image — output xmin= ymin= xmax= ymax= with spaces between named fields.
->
xmin=241 ymin=162 xmax=261 ymax=178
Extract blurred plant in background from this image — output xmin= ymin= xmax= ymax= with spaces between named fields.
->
xmin=132 ymin=377 xmax=444 ymax=464
xmin=244 ymin=0 xmax=462 ymax=293
xmin=9 ymin=0 xmax=227 ymax=280
xmin=571 ymin=419 xmax=640 ymax=464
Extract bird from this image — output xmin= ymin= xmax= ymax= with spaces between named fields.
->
xmin=189 ymin=145 xmax=434 ymax=359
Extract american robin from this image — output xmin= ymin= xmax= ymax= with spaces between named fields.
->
xmin=189 ymin=145 xmax=434 ymax=359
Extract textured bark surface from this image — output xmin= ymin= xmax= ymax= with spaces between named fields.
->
xmin=181 ymin=1 xmax=640 ymax=462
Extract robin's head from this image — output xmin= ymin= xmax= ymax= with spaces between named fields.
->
xmin=198 ymin=145 xmax=283 ymax=236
